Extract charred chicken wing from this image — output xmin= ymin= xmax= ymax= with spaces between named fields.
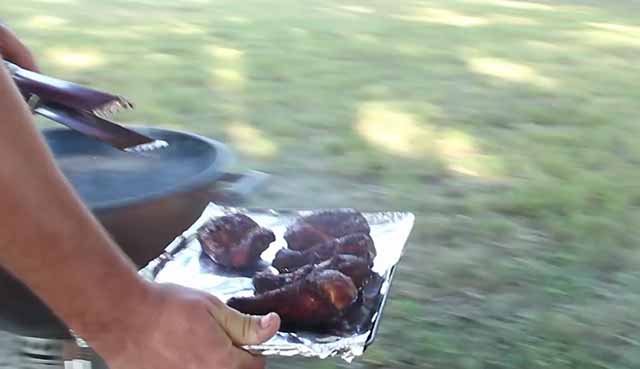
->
xmin=228 ymin=269 xmax=358 ymax=329
xmin=197 ymin=214 xmax=275 ymax=268
xmin=272 ymin=233 xmax=376 ymax=273
xmin=254 ymin=254 xmax=372 ymax=294
xmin=284 ymin=209 xmax=371 ymax=251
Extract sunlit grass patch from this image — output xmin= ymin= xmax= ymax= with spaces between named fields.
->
xmin=355 ymin=102 xmax=434 ymax=158
xmin=24 ymin=15 xmax=67 ymax=29
xmin=226 ymin=121 xmax=279 ymax=159
xmin=45 ymin=48 xmax=105 ymax=69
xmin=466 ymin=56 xmax=557 ymax=88
xmin=393 ymin=7 xmax=491 ymax=27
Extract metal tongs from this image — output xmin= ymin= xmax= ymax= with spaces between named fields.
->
xmin=5 ymin=61 xmax=168 ymax=152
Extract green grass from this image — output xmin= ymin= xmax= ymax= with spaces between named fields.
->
xmin=5 ymin=0 xmax=640 ymax=367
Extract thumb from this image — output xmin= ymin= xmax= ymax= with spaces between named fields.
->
xmin=208 ymin=297 xmax=280 ymax=346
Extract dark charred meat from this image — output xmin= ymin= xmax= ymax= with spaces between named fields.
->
xmin=272 ymin=233 xmax=376 ymax=273
xmin=197 ymin=214 xmax=275 ymax=268
xmin=284 ymin=209 xmax=371 ymax=251
xmin=270 ymin=248 xmax=313 ymax=273
xmin=330 ymin=254 xmax=374 ymax=290
xmin=254 ymin=254 xmax=372 ymax=294
xmin=223 ymin=211 xmax=380 ymax=330
xmin=228 ymin=270 xmax=358 ymax=329
xmin=338 ymin=233 xmax=377 ymax=260
xmin=253 ymin=265 xmax=314 ymax=294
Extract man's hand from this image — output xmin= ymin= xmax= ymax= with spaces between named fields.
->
xmin=0 ymin=23 xmax=39 ymax=71
xmin=90 ymin=283 xmax=280 ymax=369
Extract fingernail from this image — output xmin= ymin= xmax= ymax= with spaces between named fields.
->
xmin=260 ymin=313 xmax=276 ymax=329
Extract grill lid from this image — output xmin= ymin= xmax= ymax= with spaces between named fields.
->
xmin=44 ymin=126 xmax=232 ymax=211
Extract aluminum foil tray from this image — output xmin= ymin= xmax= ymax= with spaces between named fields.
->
xmin=140 ymin=203 xmax=414 ymax=362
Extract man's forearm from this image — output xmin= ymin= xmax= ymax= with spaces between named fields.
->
xmin=0 ymin=59 xmax=148 ymax=339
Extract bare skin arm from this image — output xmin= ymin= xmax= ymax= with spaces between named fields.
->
xmin=0 ymin=25 xmax=279 ymax=369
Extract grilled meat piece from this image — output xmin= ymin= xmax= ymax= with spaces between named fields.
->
xmin=197 ymin=214 xmax=275 ymax=268
xmin=272 ymin=233 xmax=376 ymax=273
xmin=253 ymin=265 xmax=314 ymax=294
xmin=254 ymin=254 xmax=372 ymax=294
xmin=331 ymin=254 xmax=374 ymax=290
xmin=228 ymin=270 xmax=358 ymax=329
xmin=284 ymin=209 xmax=370 ymax=251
